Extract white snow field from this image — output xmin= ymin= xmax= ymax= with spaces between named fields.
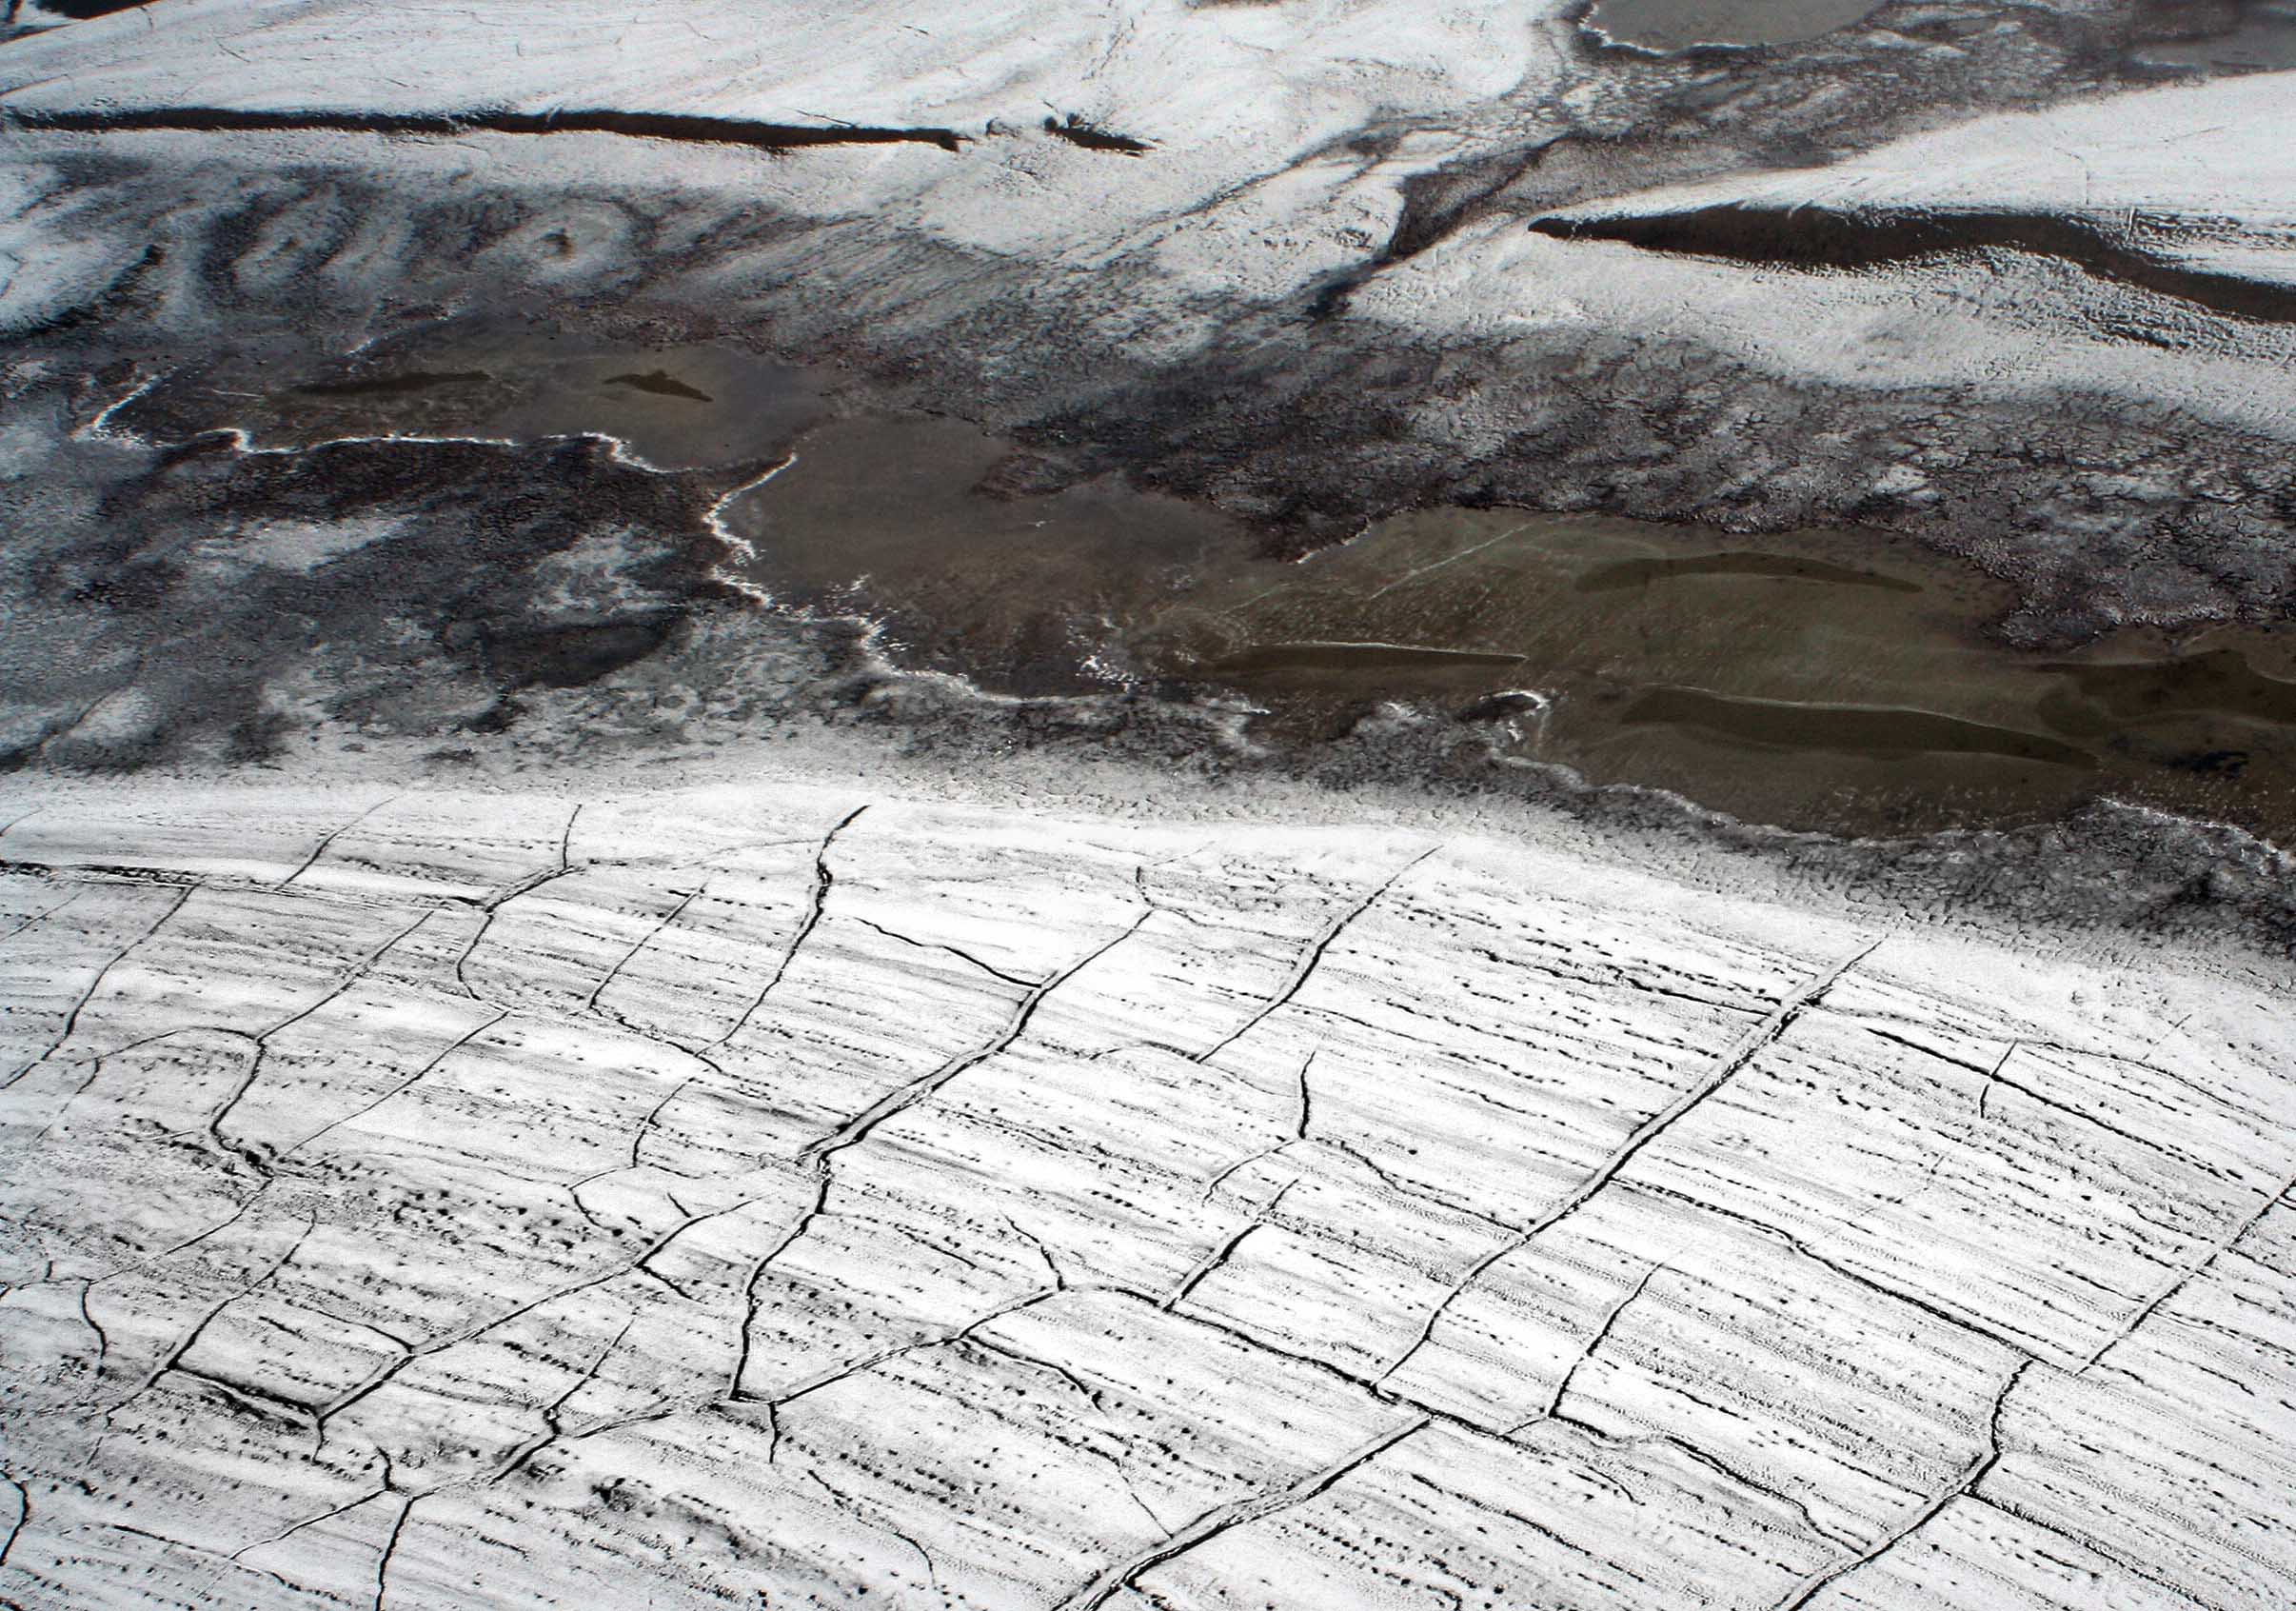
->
xmin=0 ymin=780 xmax=2288 ymax=1609
xmin=6 ymin=0 xmax=2296 ymax=418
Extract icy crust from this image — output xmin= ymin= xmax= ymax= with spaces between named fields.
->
xmin=3 ymin=2 xmax=2296 ymax=642
xmin=0 ymin=0 xmax=1556 ymax=288
xmin=1543 ymin=70 xmax=2296 ymax=232
xmin=0 ymin=781 xmax=2287 ymax=1609
xmin=10 ymin=0 xmax=2296 ymax=388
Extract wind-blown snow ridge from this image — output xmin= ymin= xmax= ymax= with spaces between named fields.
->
xmin=0 ymin=782 xmax=2286 ymax=1609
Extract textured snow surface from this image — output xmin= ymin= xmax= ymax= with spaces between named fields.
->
xmin=0 ymin=783 xmax=2288 ymax=1608
xmin=0 ymin=0 xmax=1558 ymax=285
xmin=9 ymin=0 xmax=2296 ymax=431
xmin=1548 ymin=70 xmax=2296 ymax=229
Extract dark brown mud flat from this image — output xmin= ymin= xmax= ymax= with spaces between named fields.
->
xmin=1531 ymin=206 xmax=2296 ymax=328
xmin=726 ymin=415 xmax=2296 ymax=843
xmin=114 ymin=320 xmax=825 ymax=470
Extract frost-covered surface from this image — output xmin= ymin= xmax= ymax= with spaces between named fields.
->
xmin=5 ymin=0 xmax=2296 ymax=642
xmin=0 ymin=781 xmax=2288 ymax=1608
xmin=0 ymin=12 xmax=2293 ymax=1598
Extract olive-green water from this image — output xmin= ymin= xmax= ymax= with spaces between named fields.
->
xmin=206 ymin=337 xmax=2296 ymax=844
xmin=726 ymin=414 xmax=2296 ymax=843
xmin=1582 ymin=0 xmax=1884 ymax=50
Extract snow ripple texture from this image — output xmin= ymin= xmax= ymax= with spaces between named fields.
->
xmin=0 ymin=786 xmax=2287 ymax=1610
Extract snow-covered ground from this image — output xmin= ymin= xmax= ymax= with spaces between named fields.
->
xmin=0 ymin=8 xmax=2291 ymax=1604
xmin=1 ymin=0 xmax=2292 ymax=638
xmin=0 ymin=777 xmax=2288 ymax=1608
xmin=7 ymin=0 xmax=2295 ymax=408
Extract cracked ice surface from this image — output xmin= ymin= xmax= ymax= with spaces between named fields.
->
xmin=0 ymin=784 xmax=2288 ymax=1609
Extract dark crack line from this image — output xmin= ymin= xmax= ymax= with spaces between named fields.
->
xmin=802 ymin=1467 xmax=943 ymax=1595
xmin=4 ymin=883 xmax=192 ymax=1087
xmin=0 ymin=1470 xmax=25 ymax=1569
xmin=710 ymin=805 xmax=867 ymax=1051
xmin=1903 ymin=1033 xmax=2208 ymax=1169
xmin=1976 ymin=1039 xmax=2017 ymax=1123
xmin=232 ymin=1461 xmax=396 ymax=1565
xmin=1772 ymin=1357 xmax=2036 ymax=1611
xmin=317 ymin=1197 xmax=761 ymax=1437
xmin=1053 ymin=1416 xmax=1429 ymax=1610
xmin=108 ymin=1211 xmax=318 ymax=1421
xmin=796 ymin=899 xmax=1155 ymax=1171
xmin=370 ymin=1493 xmax=416 ymax=1611
xmin=1165 ymin=1181 xmax=1295 ymax=1311
xmin=1316 ymin=1134 xmax=1513 ymax=1231
xmin=728 ymin=1171 xmax=830 ymax=1401
xmin=96 ymin=1522 xmax=298 ymax=1594
xmin=1970 ymin=1492 xmax=2224 ymax=1608
xmin=1627 ymin=1175 xmax=2037 ymax=1359
xmin=0 ymin=887 xmax=78 ymax=946
xmin=205 ymin=909 xmax=437 ymax=1150
xmin=278 ymin=797 xmax=398 ymax=889
xmin=556 ymin=803 xmax=584 ymax=873
xmin=851 ymin=915 xmax=1042 ymax=988
xmin=628 ymin=1076 xmax=695 ymax=1172
xmin=77 ymin=1280 xmax=109 ymax=1382
xmin=448 ymin=814 xmax=589 ymax=1002
xmin=1534 ymin=1261 xmax=1669 ymax=1426
xmin=1201 ymin=1049 xmax=1316 ymax=1203
xmin=1379 ymin=937 xmax=1883 ymax=1383
xmin=962 ymin=1333 xmax=1175 ymax=1535
xmin=1191 ymin=847 xmax=1436 ymax=1065
xmin=281 ymin=1009 xmax=507 ymax=1157
xmin=765 ymin=1283 xmax=1064 ymax=1419
xmin=170 ymin=1364 xmax=318 ymax=1429
xmin=2081 ymin=1167 xmax=2296 ymax=1375
xmin=485 ymin=1318 xmax=635 ymax=1489
xmin=587 ymin=885 xmax=705 ymax=1018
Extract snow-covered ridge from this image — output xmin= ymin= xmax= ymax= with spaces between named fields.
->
xmin=0 ymin=782 xmax=2287 ymax=1607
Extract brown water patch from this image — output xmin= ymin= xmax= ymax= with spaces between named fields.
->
xmin=604 ymin=369 xmax=715 ymax=404
xmin=728 ymin=413 xmax=1238 ymax=695
xmin=2131 ymin=0 xmax=2296 ymax=70
xmin=1575 ymin=551 xmax=1921 ymax=593
xmin=2036 ymin=647 xmax=2296 ymax=733
xmin=296 ymin=369 xmax=492 ymax=399
xmin=119 ymin=320 xmax=823 ymax=469
xmin=1206 ymin=643 xmax=1532 ymax=675
xmin=1583 ymin=0 xmax=1883 ymax=50
xmin=728 ymin=414 xmax=2296 ymax=843
xmin=1623 ymin=687 xmax=2096 ymax=769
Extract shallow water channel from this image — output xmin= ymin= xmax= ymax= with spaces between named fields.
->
xmin=729 ymin=414 xmax=2296 ymax=842
xmin=1581 ymin=0 xmax=1884 ymax=50
xmin=190 ymin=330 xmax=2296 ymax=844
